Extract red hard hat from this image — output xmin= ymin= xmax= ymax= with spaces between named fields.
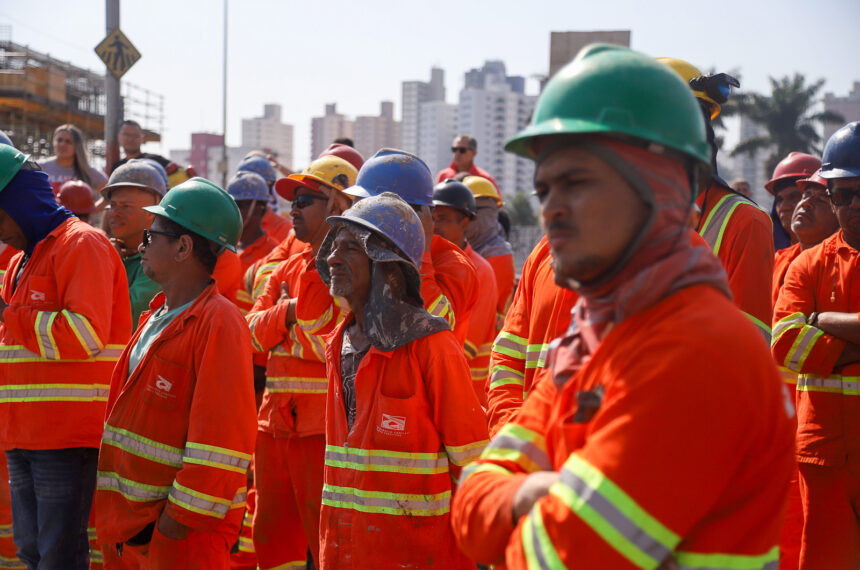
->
xmin=57 ymin=180 xmax=97 ymax=214
xmin=318 ymin=143 xmax=364 ymax=171
xmin=765 ymin=152 xmax=821 ymax=194
xmin=797 ymin=168 xmax=827 ymax=193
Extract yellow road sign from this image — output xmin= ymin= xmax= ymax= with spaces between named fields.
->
xmin=94 ymin=28 xmax=141 ymax=79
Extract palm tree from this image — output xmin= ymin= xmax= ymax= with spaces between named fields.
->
xmin=731 ymin=74 xmax=844 ymax=174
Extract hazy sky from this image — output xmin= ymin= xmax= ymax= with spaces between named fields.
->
xmin=4 ymin=0 xmax=859 ymax=168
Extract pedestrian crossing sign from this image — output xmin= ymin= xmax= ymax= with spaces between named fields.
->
xmin=95 ymin=28 xmax=141 ymax=79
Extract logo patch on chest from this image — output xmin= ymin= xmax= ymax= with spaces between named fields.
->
xmin=377 ymin=413 xmax=407 ymax=436
xmin=29 ymin=290 xmax=46 ymax=302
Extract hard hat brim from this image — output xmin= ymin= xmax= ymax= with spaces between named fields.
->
xmin=343 ymin=185 xmax=373 ymax=200
xmin=819 ymin=167 xmax=860 ymax=180
xmin=142 ymin=204 xmax=238 ymax=253
xmin=432 ymin=200 xmax=476 ymax=218
xmin=101 ymin=182 xmax=164 ymax=200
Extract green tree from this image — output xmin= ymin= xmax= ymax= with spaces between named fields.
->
xmin=508 ymin=191 xmax=537 ymax=226
xmin=731 ymin=74 xmax=844 ymax=174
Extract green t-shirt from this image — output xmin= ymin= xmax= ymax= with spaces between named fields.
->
xmin=123 ymin=253 xmax=162 ymax=327
xmin=127 ymin=297 xmax=195 ymax=378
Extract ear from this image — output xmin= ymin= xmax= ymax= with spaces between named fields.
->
xmin=329 ymin=194 xmax=350 ymax=216
xmin=174 ymin=234 xmax=195 ymax=263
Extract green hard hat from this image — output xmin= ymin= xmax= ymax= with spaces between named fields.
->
xmin=0 ymin=145 xmax=30 ymax=193
xmin=144 ymin=177 xmax=242 ymax=252
xmin=505 ymin=44 xmax=711 ymax=173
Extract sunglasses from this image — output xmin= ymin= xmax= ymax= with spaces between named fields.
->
xmin=292 ymin=193 xmax=328 ymax=209
xmin=142 ymin=228 xmax=181 ymax=247
xmin=827 ymin=188 xmax=860 ymax=207
xmin=451 ymin=147 xmax=472 ymax=154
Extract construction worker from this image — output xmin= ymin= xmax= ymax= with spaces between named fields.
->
xmin=772 ymin=121 xmax=860 ymax=569
xmin=433 ymin=179 xmax=498 ymax=406
xmin=110 ymin=119 xmax=170 ymax=174
xmin=766 ymin=152 xmax=822 ymax=248
xmin=57 ymin=180 xmax=100 ymax=225
xmin=237 ymin=155 xmax=293 ymax=243
xmin=246 ymin=158 xmax=355 ymax=569
xmin=462 ymin=175 xmax=515 ymax=332
xmin=436 ymin=134 xmax=500 ymax=191
xmin=659 ymin=57 xmax=775 ymax=343
xmin=452 ymin=44 xmax=794 ymax=569
xmin=0 ymin=145 xmax=132 ymax=569
xmin=316 ymin=192 xmax=488 ymax=568
xmin=226 ymin=171 xmax=279 ymax=273
xmin=346 ymin=149 xmax=479 ymax=347
xmin=101 ymin=160 xmax=167 ymax=326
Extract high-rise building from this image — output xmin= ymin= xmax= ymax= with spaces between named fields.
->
xmin=401 ymin=68 xmax=445 ymax=155
xmin=418 ymin=101 xmax=457 ymax=177
xmin=354 ymin=101 xmax=401 ymax=160
xmin=734 ymin=115 xmax=771 ymax=206
xmin=310 ymin=103 xmax=354 ymax=162
xmin=457 ymin=61 xmax=537 ymax=198
xmin=188 ymin=132 xmax=223 ymax=179
xmin=548 ymin=30 xmax=631 ymax=78
xmin=823 ymin=82 xmax=860 ymax=143
xmin=241 ymin=103 xmax=294 ymax=170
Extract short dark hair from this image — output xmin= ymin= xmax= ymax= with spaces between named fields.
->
xmin=333 ymin=137 xmax=354 ymax=148
xmin=455 ymin=134 xmax=477 ymax=151
xmin=120 ymin=120 xmax=142 ymax=132
xmin=158 ymin=217 xmax=219 ymax=275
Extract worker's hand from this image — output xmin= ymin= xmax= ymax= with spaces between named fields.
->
xmin=415 ymin=205 xmax=434 ymax=252
xmin=157 ymin=509 xmax=193 ymax=541
xmin=512 ymin=470 xmax=559 ymax=521
xmin=279 ymin=282 xmax=297 ymax=327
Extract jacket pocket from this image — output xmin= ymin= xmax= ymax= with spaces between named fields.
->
xmin=371 ymin=393 xmax=429 ymax=452
xmin=140 ymin=356 xmax=194 ymax=412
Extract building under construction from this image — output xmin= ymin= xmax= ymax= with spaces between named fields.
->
xmin=0 ymin=29 xmax=163 ymax=167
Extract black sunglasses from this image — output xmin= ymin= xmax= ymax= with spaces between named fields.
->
xmin=451 ymin=146 xmax=471 ymax=154
xmin=828 ymin=188 xmax=860 ymax=207
xmin=292 ymin=193 xmax=328 ymax=209
xmin=142 ymin=228 xmax=181 ymax=247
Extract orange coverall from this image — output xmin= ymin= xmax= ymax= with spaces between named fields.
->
xmin=213 ymin=249 xmax=255 ymax=315
xmin=95 ymin=283 xmax=256 ymax=568
xmin=0 ymin=217 xmax=131 ymax=450
xmin=421 ymin=234 xmax=478 ymax=346
xmin=246 ymin=246 xmax=344 ymax=569
xmin=464 ymin=244 xmax=498 ymax=407
xmin=453 ymin=285 xmax=794 ymax=569
xmin=261 ymin=209 xmax=293 ymax=243
xmin=697 ymin=183 xmax=774 ymax=342
xmin=245 ymin=231 xmax=303 ymax=301
xmin=487 ymin=236 xmax=577 ymax=436
xmin=486 ymin=252 xmax=515 ymax=331
xmin=320 ymin=319 xmax=488 ymax=568
xmin=772 ymin=231 xmax=860 ymax=568
xmin=238 ymin=233 xmax=278 ymax=274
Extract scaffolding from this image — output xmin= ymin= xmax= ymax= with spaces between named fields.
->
xmin=0 ymin=26 xmax=163 ymax=167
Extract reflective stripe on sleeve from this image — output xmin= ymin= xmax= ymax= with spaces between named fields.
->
xmin=168 ymin=482 xmax=246 ymax=519
xmin=521 ymin=503 xmax=567 ymax=569
xmin=102 ymin=425 xmax=183 ymax=467
xmin=785 ymin=326 xmax=823 ymax=371
xmin=266 ymin=376 xmax=328 ymax=394
xmin=61 ymin=310 xmax=104 ymax=355
xmin=246 ymin=313 xmax=265 ymax=353
xmin=526 ymin=343 xmax=550 ymax=369
xmin=321 ymin=483 xmax=450 ymax=517
xmin=797 ymin=375 xmax=860 ymax=395
xmin=743 ymin=312 xmax=771 ymax=346
xmin=699 ymin=194 xmax=754 ymax=255
xmin=0 ymin=344 xmax=123 ymax=363
xmin=482 ymin=423 xmax=551 ymax=473
xmin=0 ymin=383 xmax=109 ymax=403
xmin=35 ymin=311 xmax=58 ymax=360
xmin=444 ymin=440 xmax=489 ymax=467
xmin=297 ymin=304 xmax=334 ymax=334
xmin=324 ymin=445 xmax=449 ymax=474
xmin=97 ymin=471 xmax=171 ymax=502
xmin=184 ymin=442 xmax=251 ymax=474
xmin=674 ymin=545 xmax=779 ymax=569
xmin=494 ymin=332 xmax=527 ymax=360
xmin=489 ymin=364 xmax=525 ymax=391
xmin=460 ymin=461 xmax=514 ymax=484
xmin=771 ymin=312 xmax=806 ymax=344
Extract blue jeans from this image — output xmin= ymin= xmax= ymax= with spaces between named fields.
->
xmin=6 ymin=448 xmax=98 ymax=570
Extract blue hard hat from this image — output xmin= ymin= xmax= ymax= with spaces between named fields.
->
xmin=139 ymin=158 xmax=169 ymax=190
xmin=344 ymin=148 xmax=433 ymax=206
xmin=237 ymin=155 xmax=277 ymax=183
xmin=227 ymin=171 xmax=269 ymax=201
xmin=820 ymin=122 xmax=860 ymax=180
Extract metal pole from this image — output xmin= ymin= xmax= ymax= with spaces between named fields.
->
xmin=104 ymin=0 xmax=121 ymax=170
xmin=221 ymin=0 xmax=228 ymax=187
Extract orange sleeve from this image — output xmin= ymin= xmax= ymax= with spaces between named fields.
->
xmin=420 ymin=250 xmax=457 ymax=335
xmin=772 ymin=252 xmax=844 ymax=376
xmin=428 ymin=239 xmax=479 ymax=346
xmin=488 ymin=254 xmax=515 ymax=328
xmin=246 ymin=260 xmax=291 ymax=353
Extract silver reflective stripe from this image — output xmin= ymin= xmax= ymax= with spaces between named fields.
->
xmin=324 ymin=447 xmax=448 ymax=472
xmin=678 ymin=563 xmax=778 ymax=570
xmin=184 ymin=444 xmax=251 ymax=471
xmin=0 ymin=345 xmax=123 ymax=363
xmin=772 ymin=313 xmax=805 ymax=342
xmin=0 ymin=384 xmax=108 ymax=401
xmin=529 ymin=510 xmax=555 ymax=570
xmin=487 ymin=435 xmax=552 ymax=471
xmin=321 ymin=486 xmax=450 ymax=515
xmin=560 ymin=466 xmax=672 ymax=563
xmin=526 ymin=344 xmax=549 ymax=369
xmin=63 ymin=310 xmax=103 ymax=354
xmin=102 ymin=426 xmax=183 ymax=467
xmin=444 ymin=441 xmax=488 ymax=466
xmin=36 ymin=312 xmax=57 ymax=360
xmin=97 ymin=472 xmax=170 ymax=502
xmin=788 ymin=326 xmax=821 ymax=369
xmin=169 ymin=484 xmax=230 ymax=517
xmin=266 ymin=378 xmax=327 ymax=393
xmin=700 ymin=193 xmax=748 ymax=254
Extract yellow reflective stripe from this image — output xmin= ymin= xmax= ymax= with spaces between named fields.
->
xmin=482 ymin=423 xmax=551 ymax=473
xmin=771 ymin=312 xmax=806 ymax=344
xmin=0 ymin=383 xmax=108 ymax=403
xmin=675 ymin=545 xmax=779 ymax=569
xmin=477 ymin=342 xmax=493 ymax=358
xmin=785 ymin=325 xmax=823 ymax=371
xmin=445 ymin=440 xmax=489 ymax=466
xmin=168 ymin=482 xmax=246 ymax=518
xmin=236 ymin=289 xmax=253 ymax=304
xmin=184 ymin=442 xmax=251 ymax=474
xmin=324 ymin=445 xmax=449 ymax=474
xmin=102 ymin=424 xmax=183 ymax=467
xmin=0 ymin=524 xmax=11 ymax=537
xmin=464 ymin=339 xmax=478 ymax=360
xmin=797 ymin=375 xmax=860 ymax=395
xmin=526 ymin=343 xmax=550 ymax=369
xmin=471 ymin=367 xmax=488 ymax=380
xmin=35 ymin=311 xmax=59 ymax=360
xmin=267 ymin=562 xmax=307 ymax=570
xmin=460 ymin=461 xmax=513 ymax=484
xmin=0 ymin=555 xmax=25 ymax=569
xmin=246 ymin=313 xmax=265 ymax=353
xmin=297 ymin=303 xmax=334 ymax=334
xmin=494 ymin=331 xmax=527 ymax=359
xmin=266 ymin=376 xmax=328 ymax=394
xmin=489 ymin=364 xmax=525 ymax=390
xmin=61 ymin=310 xmax=104 ymax=355
xmin=97 ymin=471 xmax=171 ymax=502
xmin=779 ymin=366 xmax=797 ymax=385
xmin=321 ymin=483 xmax=450 ymax=516
xmin=744 ymin=312 xmax=771 ymax=345
xmin=0 ymin=344 xmax=122 ymax=363
xmin=522 ymin=502 xmax=566 ymax=569
xmin=427 ymin=294 xmax=454 ymax=330
xmin=238 ymin=536 xmax=255 ymax=553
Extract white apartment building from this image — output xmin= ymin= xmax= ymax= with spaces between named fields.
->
xmin=401 ymin=68 xmax=445 ymax=155
xmin=823 ymin=82 xmax=860 ymax=143
xmin=734 ymin=115 xmax=771 ymax=207
xmin=353 ymin=101 xmax=401 ymax=161
xmin=418 ymin=101 xmax=457 ymax=176
xmin=241 ymin=103 xmax=294 ymax=170
xmin=310 ymin=103 xmax=354 ymax=161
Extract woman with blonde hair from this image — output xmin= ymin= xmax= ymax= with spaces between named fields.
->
xmin=40 ymin=124 xmax=107 ymax=194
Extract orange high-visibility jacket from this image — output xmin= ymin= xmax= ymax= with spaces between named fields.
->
xmin=0 ymin=245 xmax=18 ymax=294
xmin=421 ymin=234 xmax=478 ymax=346
xmin=95 ymin=283 xmax=256 ymax=543
xmin=213 ymin=249 xmax=255 ymax=315
xmin=772 ymin=231 xmax=860 ymax=467
xmin=464 ymin=244 xmax=498 ymax=407
xmin=320 ymin=318 xmax=489 ymax=569
xmin=486 ymin=253 xmax=515 ymax=332
xmin=245 ymin=231 xmax=303 ymax=301
xmin=247 ymin=246 xmax=344 ymax=438
xmin=238 ymin=232 xmax=278 ymax=274
xmin=697 ymin=183 xmax=774 ymax=342
xmin=773 ymin=243 xmax=802 ymax=309
xmin=453 ymin=285 xmax=794 ymax=569
xmin=487 ymin=236 xmax=577 ymax=436
xmin=0 ymin=218 xmax=131 ymax=450
xmin=262 ymin=209 xmax=293 ymax=243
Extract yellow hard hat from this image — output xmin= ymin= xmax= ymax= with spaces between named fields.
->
xmin=462 ymin=175 xmax=502 ymax=206
xmin=275 ymin=155 xmax=358 ymax=201
xmin=656 ymin=57 xmax=720 ymax=120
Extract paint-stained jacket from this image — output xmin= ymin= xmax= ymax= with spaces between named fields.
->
xmin=0 ymin=218 xmax=131 ymax=449
xmin=247 ymin=246 xmax=344 ymax=438
xmin=772 ymin=231 xmax=860 ymax=466
xmin=95 ymin=283 xmax=255 ymax=543
xmin=421 ymin=234 xmax=478 ymax=346
xmin=453 ymin=285 xmax=793 ymax=569
xmin=320 ymin=318 xmax=488 ymax=569
xmin=464 ymin=245 xmax=498 ymax=407
xmin=487 ymin=237 xmax=577 ymax=436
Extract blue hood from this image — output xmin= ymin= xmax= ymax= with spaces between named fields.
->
xmin=0 ymin=170 xmax=74 ymax=254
